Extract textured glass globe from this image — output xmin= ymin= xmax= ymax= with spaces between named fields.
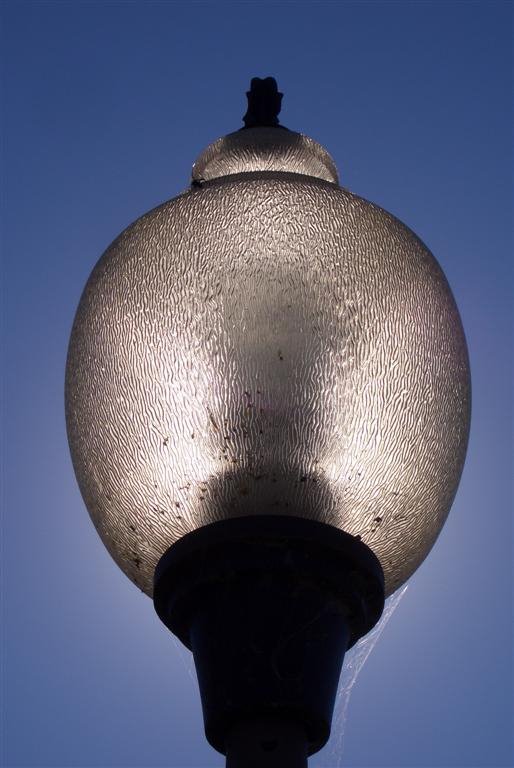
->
xmin=65 ymin=127 xmax=470 ymax=598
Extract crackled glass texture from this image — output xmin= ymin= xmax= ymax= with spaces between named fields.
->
xmin=66 ymin=128 xmax=470 ymax=597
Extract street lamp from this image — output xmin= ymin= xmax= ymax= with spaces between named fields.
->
xmin=66 ymin=78 xmax=470 ymax=768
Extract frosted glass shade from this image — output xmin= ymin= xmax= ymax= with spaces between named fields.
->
xmin=65 ymin=127 xmax=470 ymax=597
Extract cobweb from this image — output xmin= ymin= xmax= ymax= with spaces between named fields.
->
xmin=170 ymin=585 xmax=408 ymax=767
xmin=170 ymin=634 xmax=196 ymax=683
xmin=316 ymin=584 xmax=408 ymax=767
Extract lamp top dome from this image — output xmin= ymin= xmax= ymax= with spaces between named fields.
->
xmin=192 ymin=128 xmax=339 ymax=185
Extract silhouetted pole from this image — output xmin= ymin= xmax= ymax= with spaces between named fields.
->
xmin=226 ymin=716 xmax=308 ymax=768
xmin=154 ymin=517 xmax=384 ymax=768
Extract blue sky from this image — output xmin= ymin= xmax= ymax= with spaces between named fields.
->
xmin=2 ymin=2 xmax=512 ymax=767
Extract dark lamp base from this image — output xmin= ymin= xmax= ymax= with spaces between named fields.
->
xmin=153 ymin=515 xmax=384 ymax=765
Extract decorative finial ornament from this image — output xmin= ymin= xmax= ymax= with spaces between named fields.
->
xmin=243 ymin=76 xmax=283 ymax=128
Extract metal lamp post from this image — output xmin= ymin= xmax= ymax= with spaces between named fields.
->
xmin=65 ymin=78 xmax=470 ymax=767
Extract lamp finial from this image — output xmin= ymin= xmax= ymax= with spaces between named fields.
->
xmin=243 ymin=76 xmax=283 ymax=128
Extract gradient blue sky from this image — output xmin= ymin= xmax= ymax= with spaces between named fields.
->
xmin=2 ymin=2 xmax=512 ymax=767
